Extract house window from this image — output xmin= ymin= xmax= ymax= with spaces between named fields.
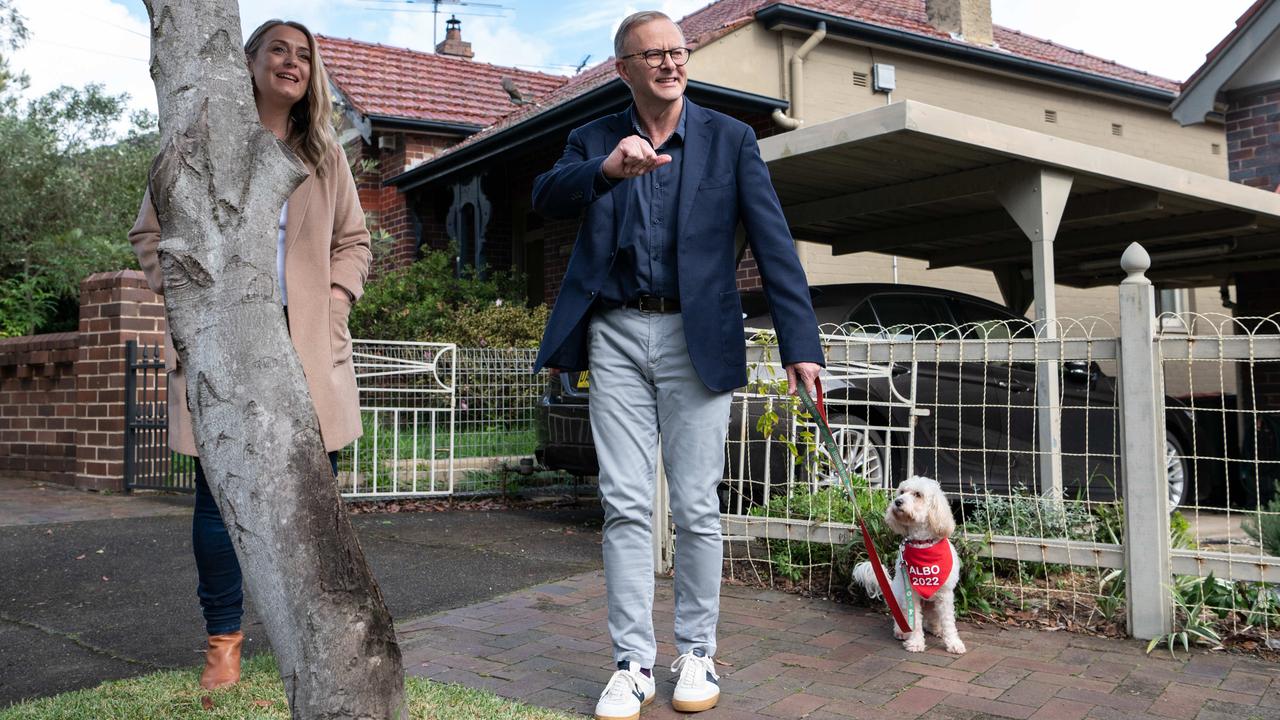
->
xmin=1157 ymin=288 xmax=1190 ymax=332
xmin=1044 ymin=109 xmax=1058 ymax=124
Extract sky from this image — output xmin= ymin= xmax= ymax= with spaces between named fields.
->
xmin=4 ymin=0 xmax=1260 ymax=136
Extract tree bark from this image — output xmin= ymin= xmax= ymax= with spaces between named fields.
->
xmin=141 ymin=2 xmax=406 ymax=717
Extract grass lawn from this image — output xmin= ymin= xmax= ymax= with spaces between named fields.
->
xmin=0 ymin=655 xmax=576 ymax=720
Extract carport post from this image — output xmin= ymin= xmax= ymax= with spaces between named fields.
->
xmin=1116 ymin=243 xmax=1173 ymax=639
xmin=996 ymin=166 xmax=1074 ymax=500
xmin=654 ymin=438 xmax=674 ymax=575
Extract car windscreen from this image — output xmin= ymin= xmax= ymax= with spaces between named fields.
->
xmin=864 ymin=294 xmax=956 ymax=337
xmin=949 ymin=299 xmax=1036 ymax=339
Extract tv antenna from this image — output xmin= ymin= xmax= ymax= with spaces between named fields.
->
xmin=358 ymin=0 xmax=511 ymax=46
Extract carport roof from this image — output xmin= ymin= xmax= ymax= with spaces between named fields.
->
xmin=761 ymin=101 xmax=1280 ymax=288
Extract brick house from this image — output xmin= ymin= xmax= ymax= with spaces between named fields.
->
xmin=323 ymin=0 xmax=1229 ymax=321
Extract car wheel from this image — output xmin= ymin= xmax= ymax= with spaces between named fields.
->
xmin=814 ymin=415 xmax=891 ymax=491
xmin=1166 ymin=431 xmax=1191 ymax=510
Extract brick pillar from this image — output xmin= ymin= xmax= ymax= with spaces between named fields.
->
xmin=73 ymin=270 xmax=167 ymax=492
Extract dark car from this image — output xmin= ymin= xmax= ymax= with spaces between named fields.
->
xmin=536 ymin=283 xmax=1204 ymax=508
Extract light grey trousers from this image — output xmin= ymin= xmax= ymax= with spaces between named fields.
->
xmin=588 ymin=307 xmax=733 ymax=669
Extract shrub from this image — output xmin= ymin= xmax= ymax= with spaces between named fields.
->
xmin=749 ymin=484 xmax=894 ymax=584
xmin=961 ymin=487 xmax=1095 ymax=541
xmin=447 ymin=302 xmax=550 ymax=349
xmin=1243 ymin=484 xmax=1280 ymax=557
xmin=349 ymin=247 xmax=545 ymax=347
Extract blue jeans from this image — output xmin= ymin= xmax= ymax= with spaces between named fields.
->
xmin=192 ymin=451 xmax=339 ymax=636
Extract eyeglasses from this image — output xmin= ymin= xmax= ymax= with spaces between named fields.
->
xmin=620 ymin=47 xmax=691 ymax=68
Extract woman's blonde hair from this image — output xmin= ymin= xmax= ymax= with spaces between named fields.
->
xmin=244 ymin=19 xmax=336 ymax=176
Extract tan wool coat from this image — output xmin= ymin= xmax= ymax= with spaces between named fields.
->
xmin=130 ymin=142 xmax=372 ymax=456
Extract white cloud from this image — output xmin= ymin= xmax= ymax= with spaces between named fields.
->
xmin=382 ymin=10 xmax=560 ymax=74
xmin=990 ymin=0 xmax=1255 ymax=82
xmin=9 ymin=0 xmax=154 ymax=129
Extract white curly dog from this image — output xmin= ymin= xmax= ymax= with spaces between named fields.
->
xmin=853 ymin=476 xmax=967 ymax=654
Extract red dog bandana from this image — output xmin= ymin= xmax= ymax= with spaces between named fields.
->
xmin=902 ymin=539 xmax=953 ymax=600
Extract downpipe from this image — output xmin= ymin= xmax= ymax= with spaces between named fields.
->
xmin=772 ymin=22 xmax=827 ymax=130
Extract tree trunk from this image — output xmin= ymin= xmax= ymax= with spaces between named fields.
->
xmin=141 ymin=2 xmax=406 ymax=717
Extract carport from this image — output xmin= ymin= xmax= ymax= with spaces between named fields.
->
xmin=756 ymin=99 xmax=1280 ymax=501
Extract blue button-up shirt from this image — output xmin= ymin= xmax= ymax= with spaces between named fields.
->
xmin=600 ymin=104 xmax=686 ymax=304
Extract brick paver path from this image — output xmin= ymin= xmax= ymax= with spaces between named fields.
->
xmin=401 ymin=570 xmax=1280 ymax=719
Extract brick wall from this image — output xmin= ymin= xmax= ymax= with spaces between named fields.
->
xmin=350 ymin=131 xmax=461 ymax=277
xmin=1225 ymin=87 xmax=1280 ymax=191
xmin=73 ymin=271 xmax=167 ymax=491
xmin=0 ymin=333 xmax=79 ymax=484
xmin=0 ymin=271 xmax=166 ymax=490
xmin=1227 ymin=90 xmax=1280 ymax=418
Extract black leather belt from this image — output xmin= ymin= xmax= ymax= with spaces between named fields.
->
xmin=622 ymin=295 xmax=681 ymax=313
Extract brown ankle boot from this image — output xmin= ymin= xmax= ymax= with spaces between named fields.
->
xmin=199 ymin=631 xmax=243 ymax=690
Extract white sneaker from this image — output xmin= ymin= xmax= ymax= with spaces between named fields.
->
xmin=670 ymin=649 xmax=719 ymax=713
xmin=594 ymin=662 xmax=655 ymax=720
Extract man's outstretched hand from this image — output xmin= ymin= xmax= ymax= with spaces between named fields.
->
xmin=602 ymin=135 xmax=671 ymax=179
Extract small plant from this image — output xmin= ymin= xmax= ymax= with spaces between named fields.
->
xmin=1147 ymin=576 xmax=1226 ymax=659
xmin=749 ymin=485 xmax=892 ymax=583
xmin=1242 ymin=483 xmax=1280 ymax=556
xmin=962 ymin=487 xmax=1095 ymax=541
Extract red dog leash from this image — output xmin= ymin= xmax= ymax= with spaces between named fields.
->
xmin=800 ymin=380 xmax=912 ymax=634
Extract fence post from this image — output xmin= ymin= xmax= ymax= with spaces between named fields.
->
xmin=1116 ymin=242 xmax=1172 ymax=640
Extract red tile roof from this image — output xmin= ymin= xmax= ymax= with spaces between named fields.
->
xmin=316 ymin=35 xmax=569 ymax=128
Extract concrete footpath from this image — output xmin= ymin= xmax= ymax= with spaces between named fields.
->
xmin=0 ymin=478 xmax=604 ymax=706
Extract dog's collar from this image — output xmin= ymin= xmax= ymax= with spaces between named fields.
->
xmin=901 ymin=538 xmax=947 ymax=550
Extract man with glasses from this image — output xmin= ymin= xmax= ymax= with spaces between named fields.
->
xmin=532 ymin=10 xmax=822 ymax=719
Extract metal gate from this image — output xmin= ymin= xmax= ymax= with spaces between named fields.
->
xmin=340 ymin=340 xmax=458 ymax=498
xmin=123 ymin=340 xmax=195 ymax=493
xmin=123 ymin=340 xmax=460 ymax=497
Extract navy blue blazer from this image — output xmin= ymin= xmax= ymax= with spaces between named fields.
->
xmin=531 ymin=99 xmax=823 ymax=392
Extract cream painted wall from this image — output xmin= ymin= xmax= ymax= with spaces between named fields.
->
xmin=693 ymin=24 xmax=1230 ymax=331
xmin=690 ymin=24 xmax=1226 ymax=176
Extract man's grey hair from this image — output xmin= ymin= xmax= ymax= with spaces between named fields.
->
xmin=613 ymin=11 xmax=681 ymax=58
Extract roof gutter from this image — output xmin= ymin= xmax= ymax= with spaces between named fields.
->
xmin=366 ymin=114 xmax=485 ymax=136
xmin=386 ymin=80 xmax=788 ymax=191
xmin=756 ymin=5 xmax=1176 ymax=107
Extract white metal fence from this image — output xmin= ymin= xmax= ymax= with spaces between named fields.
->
xmin=338 ymin=342 xmax=563 ymax=499
xmin=340 ymin=340 xmax=457 ymax=497
xmin=705 ymin=249 xmax=1280 ymax=645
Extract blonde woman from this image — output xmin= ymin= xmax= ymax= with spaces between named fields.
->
xmin=129 ymin=19 xmax=371 ymax=690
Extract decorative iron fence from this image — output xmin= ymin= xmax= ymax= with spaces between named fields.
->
xmin=122 ymin=341 xmax=556 ymax=499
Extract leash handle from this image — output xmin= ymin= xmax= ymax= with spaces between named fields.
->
xmin=795 ymin=384 xmax=912 ymax=634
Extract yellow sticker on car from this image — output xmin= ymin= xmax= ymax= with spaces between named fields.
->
xmin=576 ymin=371 xmax=590 ymax=389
